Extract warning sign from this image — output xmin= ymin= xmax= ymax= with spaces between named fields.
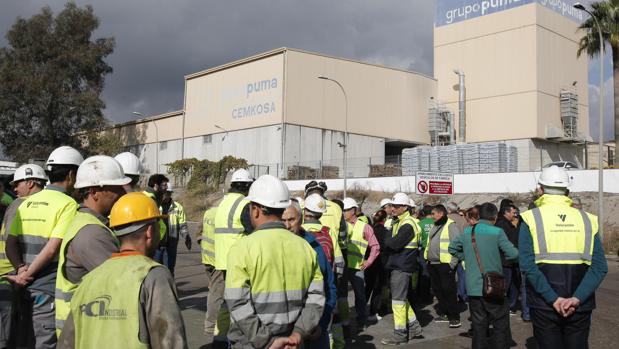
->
xmin=415 ymin=171 xmax=454 ymax=195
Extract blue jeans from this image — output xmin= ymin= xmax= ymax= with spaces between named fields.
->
xmin=154 ymin=238 xmax=179 ymax=276
xmin=345 ymin=268 xmax=367 ymax=325
xmin=456 ymin=263 xmax=467 ymax=302
xmin=502 ymin=267 xmax=530 ymax=320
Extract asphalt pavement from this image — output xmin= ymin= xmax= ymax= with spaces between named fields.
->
xmin=173 ymin=247 xmax=619 ymax=349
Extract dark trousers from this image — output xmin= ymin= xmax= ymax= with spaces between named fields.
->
xmin=365 ymin=261 xmax=388 ymax=316
xmin=154 ymin=237 xmax=179 ymax=276
xmin=469 ymin=297 xmax=511 ymax=349
xmin=531 ymin=308 xmax=591 ymax=349
xmin=427 ymin=263 xmax=459 ymax=320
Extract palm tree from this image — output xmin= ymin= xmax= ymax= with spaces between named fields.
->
xmin=576 ymin=0 xmax=619 ymax=166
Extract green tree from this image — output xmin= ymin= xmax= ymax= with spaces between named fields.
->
xmin=0 ymin=2 xmax=114 ymax=162
xmin=576 ymin=0 xmax=619 ymax=164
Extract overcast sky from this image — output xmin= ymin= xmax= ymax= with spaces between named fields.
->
xmin=0 ymin=0 xmax=613 ymax=141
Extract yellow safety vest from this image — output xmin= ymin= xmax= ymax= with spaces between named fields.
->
xmin=55 ymin=211 xmax=118 ymax=336
xmin=392 ymin=211 xmax=420 ymax=250
xmin=424 ymin=218 xmax=455 ymax=263
xmin=346 ymin=220 xmax=369 ymax=269
xmin=165 ymin=201 xmax=187 ymax=239
xmin=201 ymin=207 xmax=217 ymax=266
xmin=9 ymin=189 xmax=78 ymax=264
xmin=71 ymin=254 xmax=160 ymax=349
xmin=520 ymin=194 xmax=598 ymax=265
xmin=142 ymin=191 xmax=167 ymax=242
xmin=225 ymin=225 xmax=323 ymax=331
xmin=320 ymin=199 xmax=343 ymax=245
xmin=0 ymin=197 xmax=24 ymax=275
xmin=214 ymin=193 xmax=249 ymax=270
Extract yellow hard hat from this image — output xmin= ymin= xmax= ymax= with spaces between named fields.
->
xmin=109 ymin=192 xmax=165 ymax=230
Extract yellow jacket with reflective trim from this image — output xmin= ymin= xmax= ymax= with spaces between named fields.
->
xmin=214 ymin=192 xmax=249 ymax=271
xmin=9 ymin=188 xmax=78 ymax=264
xmin=320 ymin=200 xmax=343 ymax=247
xmin=225 ymin=222 xmax=324 ymax=347
xmin=521 ymin=194 xmax=598 ymax=265
xmin=201 ymin=207 xmax=217 ymax=266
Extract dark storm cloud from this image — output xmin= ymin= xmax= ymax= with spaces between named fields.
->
xmin=0 ymin=0 xmax=434 ymax=123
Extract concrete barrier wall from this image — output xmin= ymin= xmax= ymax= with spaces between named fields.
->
xmin=284 ymin=169 xmax=619 ymax=194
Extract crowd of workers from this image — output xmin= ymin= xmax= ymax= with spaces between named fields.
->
xmin=0 ymin=145 xmax=609 ymax=349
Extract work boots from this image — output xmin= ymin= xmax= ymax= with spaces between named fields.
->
xmin=380 ymin=331 xmax=408 ymax=346
xmin=409 ymin=320 xmax=423 ymax=339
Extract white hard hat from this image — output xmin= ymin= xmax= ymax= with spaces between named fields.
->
xmin=538 ymin=165 xmax=571 ymax=188
xmin=305 ymin=193 xmax=327 ymax=213
xmin=409 ymin=198 xmax=417 ymax=208
xmin=114 ymin=152 xmax=141 ymax=176
xmin=10 ymin=164 xmax=47 ymax=185
xmin=46 ymin=146 xmax=84 ymax=168
xmin=342 ymin=197 xmax=358 ymax=210
xmin=391 ymin=192 xmax=410 ymax=206
xmin=246 ymin=174 xmax=291 ymax=209
xmin=380 ymin=198 xmax=392 ymax=208
xmin=74 ymin=155 xmax=132 ymax=189
xmin=231 ymin=169 xmax=253 ymax=183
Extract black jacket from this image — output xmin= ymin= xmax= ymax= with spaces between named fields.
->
xmin=495 ymin=216 xmax=519 ymax=267
xmin=384 ymin=220 xmax=418 ymax=273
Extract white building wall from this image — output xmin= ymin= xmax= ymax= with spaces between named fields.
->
xmin=283 ymin=124 xmax=384 ymax=178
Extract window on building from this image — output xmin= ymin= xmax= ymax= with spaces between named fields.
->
xmin=203 ymin=135 xmax=212 ymax=144
xmin=159 ymin=141 xmax=167 ymax=151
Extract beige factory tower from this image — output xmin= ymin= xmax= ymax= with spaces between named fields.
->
xmin=434 ymin=0 xmax=590 ymax=169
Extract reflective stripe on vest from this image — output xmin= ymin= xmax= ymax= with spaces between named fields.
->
xmin=0 ymin=198 xmax=24 ymax=275
xmin=11 ymin=189 xmax=78 ymax=265
xmin=424 ymin=218 xmax=455 ymax=263
xmin=201 ymin=207 xmax=217 ymax=265
xmin=225 ymin=227 xmax=324 ymax=332
xmin=523 ymin=207 xmax=595 ymax=265
xmin=55 ymin=211 xmax=118 ymax=336
xmin=214 ymin=193 xmax=248 ymax=270
xmin=346 ymin=220 xmax=368 ymax=269
xmin=71 ymin=255 xmax=158 ymax=349
xmin=392 ymin=212 xmax=419 ymax=250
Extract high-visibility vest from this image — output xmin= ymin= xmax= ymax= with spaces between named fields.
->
xmin=424 ymin=218 xmax=455 ymax=263
xmin=358 ymin=215 xmax=369 ymax=224
xmin=142 ymin=191 xmax=167 ymax=242
xmin=391 ymin=211 xmax=420 ymax=250
xmin=166 ymin=201 xmax=187 ymax=239
xmin=520 ymin=194 xmax=598 ymax=265
xmin=70 ymin=254 xmax=160 ymax=349
xmin=55 ymin=211 xmax=118 ymax=336
xmin=225 ymin=226 xmax=323 ymax=334
xmin=346 ymin=220 xmax=369 ymax=269
xmin=0 ymin=197 xmax=24 ymax=275
xmin=320 ymin=199 xmax=343 ymax=246
xmin=201 ymin=207 xmax=217 ymax=266
xmin=9 ymin=189 xmax=78 ymax=264
xmin=214 ymin=193 xmax=249 ymax=270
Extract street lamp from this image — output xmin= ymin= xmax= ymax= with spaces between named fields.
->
xmin=319 ymin=76 xmax=349 ymax=197
xmin=574 ymin=2 xmax=605 ymax=241
xmin=214 ymin=124 xmax=229 ymax=142
xmin=133 ymin=112 xmax=160 ymax=174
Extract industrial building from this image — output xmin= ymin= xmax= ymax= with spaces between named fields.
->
xmin=109 ymin=0 xmax=591 ymax=180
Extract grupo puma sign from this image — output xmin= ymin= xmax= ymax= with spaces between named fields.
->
xmin=436 ymin=0 xmax=584 ymax=27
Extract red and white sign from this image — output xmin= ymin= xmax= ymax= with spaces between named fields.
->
xmin=415 ymin=171 xmax=454 ymax=195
